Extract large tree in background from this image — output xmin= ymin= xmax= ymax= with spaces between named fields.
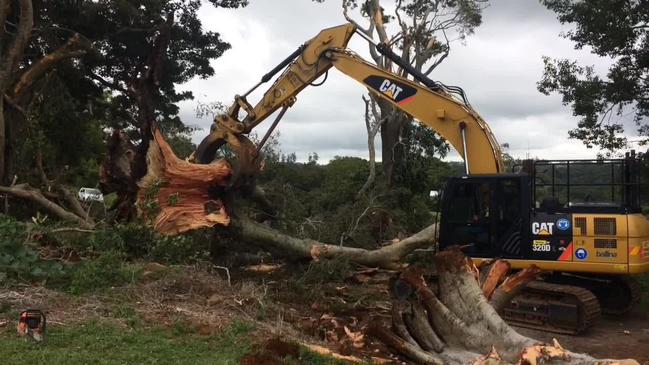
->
xmin=64 ymin=0 xmax=247 ymax=219
xmin=0 ymin=0 xmax=247 ymax=223
xmin=341 ymin=0 xmax=487 ymax=186
xmin=538 ymin=0 xmax=649 ymax=152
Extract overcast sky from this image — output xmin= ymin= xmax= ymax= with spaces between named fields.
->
xmin=177 ymin=0 xmax=618 ymax=163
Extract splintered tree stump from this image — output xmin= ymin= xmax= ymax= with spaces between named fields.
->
xmin=137 ymin=129 xmax=232 ymax=234
xmin=369 ymin=249 xmax=638 ymax=365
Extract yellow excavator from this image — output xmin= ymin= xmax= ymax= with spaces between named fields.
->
xmin=195 ymin=23 xmax=649 ymax=334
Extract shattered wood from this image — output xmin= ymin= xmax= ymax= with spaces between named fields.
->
xmin=137 ymin=129 xmax=232 ymax=234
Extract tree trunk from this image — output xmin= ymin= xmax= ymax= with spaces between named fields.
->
xmin=356 ymin=95 xmax=380 ymax=199
xmin=378 ymin=100 xmax=408 ymax=186
xmin=103 ymin=14 xmax=173 ymax=221
xmin=370 ymin=250 xmax=638 ymax=365
xmin=0 ymin=98 xmax=5 ymax=183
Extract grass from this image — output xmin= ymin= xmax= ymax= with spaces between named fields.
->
xmin=0 ymin=315 xmax=358 ymax=365
xmin=0 ymin=320 xmax=255 ymax=365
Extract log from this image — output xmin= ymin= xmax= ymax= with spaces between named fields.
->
xmin=0 ymin=184 xmax=92 ymax=228
xmin=488 ymin=265 xmax=541 ymax=312
xmin=480 ymin=260 xmax=511 ymax=300
xmin=235 ymin=216 xmax=436 ymax=269
xmin=368 ymin=321 xmax=445 ymax=365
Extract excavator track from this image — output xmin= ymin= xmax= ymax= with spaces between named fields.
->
xmin=501 ymin=281 xmax=601 ymax=334
xmin=544 ymin=274 xmax=642 ymax=316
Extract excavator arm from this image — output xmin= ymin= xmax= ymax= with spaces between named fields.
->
xmin=195 ymin=23 xmax=504 ymax=188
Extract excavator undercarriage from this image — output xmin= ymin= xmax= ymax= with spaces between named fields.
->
xmin=502 ymin=280 xmax=602 ymax=335
xmin=500 ymin=274 xmax=642 ymax=334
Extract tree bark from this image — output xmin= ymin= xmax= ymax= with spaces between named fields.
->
xmin=377 ymin=99 xmax=408 ymax=186
xmin=235 ymin=216 xmax=436 ymax=269
xmin=0 ymin=0 xmax=33 ymax=183
xmin=373 ymin=250 xmax=638 ymax=364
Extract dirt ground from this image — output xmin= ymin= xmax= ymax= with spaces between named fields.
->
xmin=516 ymin=310 xmax=649 ymax=364
xmin=250 ymin=264 xmax=649 ymax=364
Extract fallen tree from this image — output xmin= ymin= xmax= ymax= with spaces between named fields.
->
xmin=137 ymin=129 xmax=437 ymax=269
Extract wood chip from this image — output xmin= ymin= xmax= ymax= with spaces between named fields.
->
xmin=301 ymin=343 xmax=363 ymax=363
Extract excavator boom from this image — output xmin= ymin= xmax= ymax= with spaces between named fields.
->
xmin=195 ymin=23 xmax=504 ymax=180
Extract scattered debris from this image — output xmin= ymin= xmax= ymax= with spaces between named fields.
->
xmin=301 ymin=343 xmax=364 ymax=363
xmin=344 ymin=325 xmax=365 ymax=348
xmin=243 ymin=264 xmax=283 ymax=273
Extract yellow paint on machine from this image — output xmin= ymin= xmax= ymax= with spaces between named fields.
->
xmin=471 ymin=257 xmax=631 ymax=274
xmin=471 ymin=213 xmax=649 ymax=275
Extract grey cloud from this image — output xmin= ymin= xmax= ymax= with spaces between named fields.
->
xmin=176 ymin=0 xmax=612 ymax=163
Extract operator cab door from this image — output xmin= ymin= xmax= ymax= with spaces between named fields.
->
xmin=438 ymin=176 xmax=529 ymax=259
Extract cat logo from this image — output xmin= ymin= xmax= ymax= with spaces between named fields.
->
xmin=532 ymin=222 xmax=554 ymax=236
xmin=379 ymin=79 xmax=404 ymax=100
xmin=363 ymin=75 xmax=417 ymax=105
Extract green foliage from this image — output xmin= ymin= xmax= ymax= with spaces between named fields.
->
xmin=166 ymin=133 xmax=196 ymax=160
xmin=0 ymin=216 xmax=64 ymax=283
xmin=539 ymin=0 xmax=649 ymax=151
xmin=64 ymin=251 xmax=139 ymax=295
xmin=258 ymin=149 xmax=455 ymax=246
xmin=81 ymin=223 xmax=211 ymax=264
xmin=148 ymin=230 xmax=212 ymax=264
xmin=40 ymin=0 xmax=247 ymax=134
xmin=2 ymin=0 xmax=248 ymax=204
xmin=0 ymin=319 xmax=255 ymax=365
xmin=138 ymin=179 xmax=166 ymax=218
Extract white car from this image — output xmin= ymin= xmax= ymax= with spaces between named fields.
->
xmin=78 ymin=188 xmax=104 ymax=202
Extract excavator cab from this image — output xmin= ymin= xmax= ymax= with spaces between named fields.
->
xmin=439 ymin=154 xmax=647 ymax=266
xmin=438 ymin=174 xmax=531 ymax=260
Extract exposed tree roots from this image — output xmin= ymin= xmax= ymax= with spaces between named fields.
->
xmin=370 ymin=249 xmax=638 ymax=365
